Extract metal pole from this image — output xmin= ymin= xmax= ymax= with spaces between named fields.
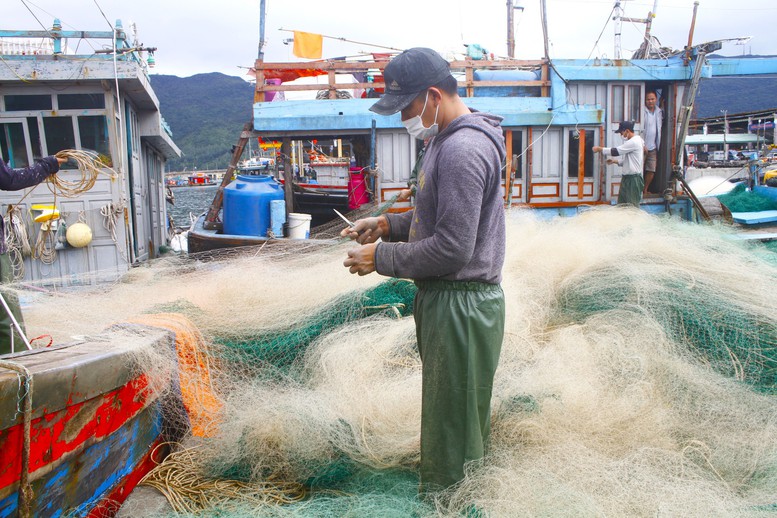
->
xmin=507 ymin=0 xmax=515 ymax=58
xmin=540 ymin=0 xmax=550 ymax=60
xmin=0 ymin=292 xmax=32 ymax=352
xmin=258 ymin=0 xmax=266 ymax=61
xmin=613 ymin=0 xmax=622 ymax=59
xmin=282 ymin=139 xmax=294 ymax=218
xmin=722 ymin=110 xmax=729 ymax=160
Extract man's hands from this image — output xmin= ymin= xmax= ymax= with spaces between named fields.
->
xmin=339 ymin=216 xmax=388 ymax=245
xmin=341 ymin=216 xmax=389 ymax=276
xmin=396 ymin=189 xmax=412 ymax=202
xmin=343 ymin=242 xmax=378 ymax=276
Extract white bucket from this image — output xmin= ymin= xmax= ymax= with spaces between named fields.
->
xmin=287 ymin=212 xmax=312 ymax=239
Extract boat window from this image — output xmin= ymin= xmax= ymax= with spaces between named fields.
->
xmin=78 ymin=115 xmax=112 ymax=167
xmin=43 ymin=116 xmax=77 ymax=166
xmin=0 ymin=122 xmax=30 ymax=168
xmin=4 ymin=94 xmax=52 ymax=111
xmin=611 ymin=86 xmax=625 ymax=122
xmin=567 ymin=129 xmax=594 ymax=178
xmin=27 ymin=117 xmax=43 ymax=161
xmin=628 ymin=85 xmax=641 ymax=122
xmin=59 ymin=93 xmax=105 ymax=110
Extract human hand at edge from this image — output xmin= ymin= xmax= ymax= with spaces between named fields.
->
xmin=343 ymin=242 xmax=377 ymax=276
xmin=340 ymin=216 xmax=388 ymax=245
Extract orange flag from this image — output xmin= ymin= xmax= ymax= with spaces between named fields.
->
xmin=293 ymin=31 xmax=323 ymax=59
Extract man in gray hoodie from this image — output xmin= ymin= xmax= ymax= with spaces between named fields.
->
xmin=341 ymin=47 xmax=506 ymax=494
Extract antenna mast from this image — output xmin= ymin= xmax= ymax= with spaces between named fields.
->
xmin=615 ymin=0 xmax=660 ymax=59
xmin=258 ymin=0 xmax=266 ymax=61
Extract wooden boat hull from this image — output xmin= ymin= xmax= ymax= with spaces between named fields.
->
xmin=0 ymin=327 xmax=177 ymax=518
xmin=187 ymin=214 xmax=338 ymax=254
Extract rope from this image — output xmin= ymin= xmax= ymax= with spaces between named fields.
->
xmin=139 ymin=443 xmax=306 ymax=513
xmin=4 ymin=206 xmax=33 ymax=280
xmin=33 ymin=223 xmax=58 ymax=265
xmin=99 ymin=202 xmax=129 ymax=263
xmin=99 ymin=202 xmax=123 ymax=243
xmin=5 ymin=206 xmax=32 ymax=257
xmin=51 ymin=149 xmax=117 ymax=198
xmin=0 ymin=359 xmax=34 ymax=518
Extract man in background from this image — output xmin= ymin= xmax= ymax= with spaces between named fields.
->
xmin=642 ymin=90 xmax=662 ymax=196
xmin=593 ymin=121 xmax=645 ymax=207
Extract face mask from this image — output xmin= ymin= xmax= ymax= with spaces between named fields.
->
xmin=403 ymin=91 xmax=439 ymax=140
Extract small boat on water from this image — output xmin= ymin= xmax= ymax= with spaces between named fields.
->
xmin=187 ymin=173 xmax=217 ymax=187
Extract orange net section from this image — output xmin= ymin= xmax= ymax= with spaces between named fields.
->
xmin=131 ymin=313 xmax=222 ymax=437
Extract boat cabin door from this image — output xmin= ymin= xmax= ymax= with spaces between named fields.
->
xmin=605 ymin=83 xmax=645 ymax=201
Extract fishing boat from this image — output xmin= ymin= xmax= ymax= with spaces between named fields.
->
xmin=187 ymin=173 xmax=217 ymax=187
xmin=0 ymin=327 xmax=180 ymax=518
xmin=0 ymin=18 xmax=182 ymax=518
xmin=0 ymin=20 xmax=181 ymax=285
xmin=236 ymin=140 xmax=359 ymax=227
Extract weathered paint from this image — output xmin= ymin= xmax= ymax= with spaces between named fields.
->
xmin=0 ymin=328 xmax=176 ymax=517
xmin=0 ymin=373 xmax=153 ymax=494
xmin=0 ymin=403 xmax=163 ymax=517
xmin=84 ymin=439 xmax=170 ymax=518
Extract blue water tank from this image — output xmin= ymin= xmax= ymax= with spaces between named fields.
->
xmin=223 ymin=174 xmax=284 ymax=237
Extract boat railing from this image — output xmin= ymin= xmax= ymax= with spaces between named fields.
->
xmin=253 ymin=58 xmax=550 ymax=102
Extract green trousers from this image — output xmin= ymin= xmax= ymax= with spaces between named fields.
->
xmin=0 ymin=252 xmax=26 ymax=355
xmin=618 ymin=174 xmax=644 ymax=207
xmin=414 ymin=279 xmax=505 ymax=493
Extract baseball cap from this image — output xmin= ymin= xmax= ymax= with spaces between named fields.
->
xmin=369 ymin=48 xmax=453 ymax=116
xmin=614 ymin=121 xmax=635 ymax=134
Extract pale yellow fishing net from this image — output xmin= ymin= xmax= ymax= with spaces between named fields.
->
xmin=15 ymin=207 xmax=777 ymax=516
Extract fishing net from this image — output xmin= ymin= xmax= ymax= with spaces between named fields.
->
xmin=12 ymin=206 xmax=777 ymax=516
xmin=717 ymin=182 xmax=777 ymax=213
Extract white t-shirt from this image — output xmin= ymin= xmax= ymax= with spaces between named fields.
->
xmin=603 ymin=135 xmax=645 ymax=176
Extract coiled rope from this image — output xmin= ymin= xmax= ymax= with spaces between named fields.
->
xmin=139 ymin=443 xmax=306 ymax=513
xmin=51 ymin=150 xmax=117 ymax=197
xmin=8 ymin=150 xmax=119 ymax=266
xmin=3 ymin=206 xmax=32 ymax=280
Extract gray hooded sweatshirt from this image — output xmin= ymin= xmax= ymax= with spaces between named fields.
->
xmin=374 ymin=111 xmax=506 ymax=284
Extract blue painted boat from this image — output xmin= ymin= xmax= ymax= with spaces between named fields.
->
xmin=0 ymin=327 xmax=179 ymax=518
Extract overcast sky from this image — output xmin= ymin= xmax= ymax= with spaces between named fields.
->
xmin=4 ymin=0 xmax=777 ymax=79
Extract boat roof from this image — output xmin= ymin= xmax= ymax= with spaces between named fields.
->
xmin=252 ymin=51 xmax=777 ymax=134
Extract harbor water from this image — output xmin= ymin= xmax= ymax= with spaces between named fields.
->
xmin=167 ymin=185 xmax=218 ymax=229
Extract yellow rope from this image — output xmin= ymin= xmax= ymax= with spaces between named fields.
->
xmin=139 ymin=443 xmax=307 ymax=513
xmin=51 ymin=149 xmax=117 ymax=197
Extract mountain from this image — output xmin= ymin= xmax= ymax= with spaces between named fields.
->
xmin=150 ymin=73 xmax=254 ymax=172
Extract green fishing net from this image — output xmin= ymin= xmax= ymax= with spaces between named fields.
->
xmin=214 ymin=279 xmax=416 ymax=368
xmin=550 ymin=262 xmax=777 ymax=393
xmin=717 ymin=183 xmax=777 ymax=213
